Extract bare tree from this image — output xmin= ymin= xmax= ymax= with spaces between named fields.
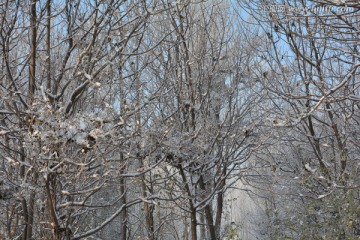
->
xmin=0 ymin=0 xmax=169 ymax=239
xmin=238 ymin=0 xmax=360 ymax=238
xmin=137 ymin=1 xmax=267 ymax=239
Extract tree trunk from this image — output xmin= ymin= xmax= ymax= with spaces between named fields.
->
xmin=26 ymin=172 xmax=38 ymax=239
xmin=24 ymin=1 xmax=37 ymax=238
xmin=198 ymin=176 xmax=217 ymax=240
xmin=142 ymin=181 xmax=154 ymax=240
xmin=140 ymin=158 xmax=154 ymax=240
xmin=45 ymin=174 xmax=61 ymax=240
xmin=118 ymin=64 xmax=127 ymax=240
xmin=28 ymin=0 xmax=37 ymax=100
xmin=214 ymin=168 xmax=226 ymax=240
xmin=21 ymin=198 xmax=28 ymax=240
xmin=178 ymin=164 xmax=197 ymax=240
xmin=45 ymin=0 xmax=51 ymax=91
xmin=200 ymin=210 xmax=205 ymax=239
xmin=190 ymin=206 xmax=197 ymax=240
xmin=119 ymin=154 xmax=127 ymax=240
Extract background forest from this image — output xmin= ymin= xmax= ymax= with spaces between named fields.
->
xmin=0 ymin=0 xmax=359 ymax=239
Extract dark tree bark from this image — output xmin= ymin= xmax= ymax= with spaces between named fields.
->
xmin=28 ymin=0 xmax=36 ymax=101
